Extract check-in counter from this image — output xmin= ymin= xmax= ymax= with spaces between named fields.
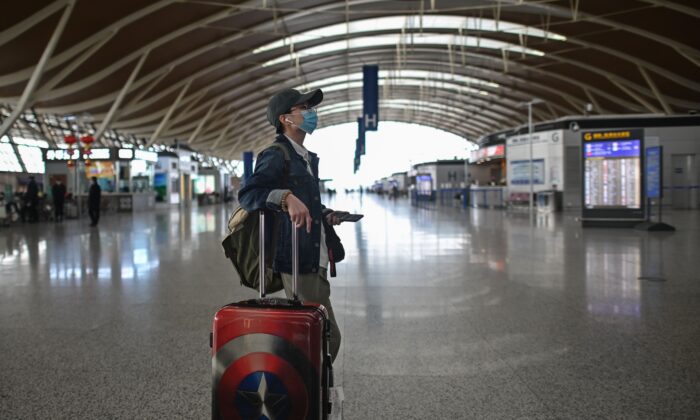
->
xmin=117 ymin=192 xmax=156 ymax=212
xmin=469 ymin=186 xmax=506 ymax=208
xmin=77 ymin=192 xmax=156 ymax=214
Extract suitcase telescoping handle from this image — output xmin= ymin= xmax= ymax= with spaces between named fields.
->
xmin=259 ymin=211 xmax=299 ymax=300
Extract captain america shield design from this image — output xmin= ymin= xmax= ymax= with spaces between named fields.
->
xmin=213 ymin=333 xmax=316 ymax=420
xmin=236 ymin=371 xmax=289 ymax=419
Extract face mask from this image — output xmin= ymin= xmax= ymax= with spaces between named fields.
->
xmin=298 ymin=109 xmax=318 ymax=134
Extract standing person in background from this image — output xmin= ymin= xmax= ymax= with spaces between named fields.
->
xmin=25 ymin=176 xmax=39 ymax=223
xmin=52 ymin=180 xmax=66 ymax=222
xmin=88 ymin=177 xmax=101 ymax=227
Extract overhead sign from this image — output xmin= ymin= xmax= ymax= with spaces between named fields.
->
xmin=118 ymin=148 xmax=134 ymax=159
xmin=362 ymin=65 xmax=379 ymax=131
xmin=470 ymin=144 xmax=504 ymax=163
xmin=583 ymin=130 xmax=632 ymax=141
xmin=45 ymin=147 xmax=157 ymax=162
xmin=45 ymin=148 xmax=111 ymax=161
xmin=134 ymin=149 xmax=158 ymax=162
xmin=507 ymin=130 xmax=562 ymax=146
xmin=85 ymin=148 xmax=112 ymax=160
xmin=645 ymin=146 xmax=662 ymax=199
xmin=45 ymin=148 xmax=81 ymax=161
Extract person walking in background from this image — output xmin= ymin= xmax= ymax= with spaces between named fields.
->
xmin=88 ymin=177 xmax=101 ymax=227
xmin=25 ymin=176 xmax=39 ymax=223
xmin=51 ymin=179 xmax=66 ymax=222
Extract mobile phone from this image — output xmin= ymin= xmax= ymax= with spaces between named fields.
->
xmin=338 ymin=213 xmax=363 ymax=222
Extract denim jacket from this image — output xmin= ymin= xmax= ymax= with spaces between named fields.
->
xmin=238 ymin=135 xmax=325 ymax=275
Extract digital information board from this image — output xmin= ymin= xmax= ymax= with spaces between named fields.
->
xmin=581 ymin=129 xmax=645 ymax=226
xmin=510 ymin=159 xmax=545 ymax=185
xmin=416 ymin=174 xmax=433 ymax=196
xmin=645 ymin=146 xmax=662 ymax=199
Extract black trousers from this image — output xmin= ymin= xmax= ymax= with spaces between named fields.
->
xmin=88 ymin=206 xmax=100 ymax=225
xmin=54 ymin=201 xmax=64 ymax=221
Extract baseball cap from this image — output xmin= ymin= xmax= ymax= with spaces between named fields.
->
xmin=266 ymin=88 xmax=323 ymax=129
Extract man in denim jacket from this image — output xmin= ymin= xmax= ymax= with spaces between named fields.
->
xmin=238 ymin=88 xmax=343 ymax=362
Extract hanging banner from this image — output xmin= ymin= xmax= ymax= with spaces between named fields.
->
xmin=355 ymin=138 xmax=363 ymax=158
xmin=362 ymin=65 xmax=379 ymax=131
xmin=357 ymin=117 xmax=365 ymax=155
xmin=353 ymin=117 xmax=365 ymax=174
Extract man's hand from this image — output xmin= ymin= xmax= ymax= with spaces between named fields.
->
xmin=286 ymin=194 xmax=312 ymax=233
xmin=326 ymin=211 xmax=346 ymax=226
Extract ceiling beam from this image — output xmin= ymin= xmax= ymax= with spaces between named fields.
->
xmin=95 ymin=50 xmax=149 ymax=142
xmin=0 ymin=0 xmax=75 ymax=139
xmin=187 ymin=99 xmax=221 ymax=144
xmin=636 ymin=0 xmax=700 ymax=20
xmin=638 ymin=65 xmax=672 ymax=114
xmin=0 ymin=0 xmax=174 ymax=88
xmin=608 ymin=77 xmax=660 ymax=114
xmin=147 ymin=79 xmax=192 ymax=147
xmin=0 ymin=0 xmax=68 ymax=48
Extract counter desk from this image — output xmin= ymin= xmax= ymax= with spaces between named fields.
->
xmin=469 ymin=186 xmax=506 ymax=208
xmin=76 ymin=192 xmax=156 ymax=214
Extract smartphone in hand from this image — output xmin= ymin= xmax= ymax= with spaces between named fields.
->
xmin=338 ymin=213 xmax=363 ymax=222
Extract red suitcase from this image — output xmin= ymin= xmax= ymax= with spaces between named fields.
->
xmin=211 ymin=212 xmax=333 ymax=420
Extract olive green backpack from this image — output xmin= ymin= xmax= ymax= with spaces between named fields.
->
xmin=221 ymin=143 xmax=290 ymax=293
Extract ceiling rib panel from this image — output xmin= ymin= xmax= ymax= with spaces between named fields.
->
xmin=0 ymin=0 xmax=697 ymax=157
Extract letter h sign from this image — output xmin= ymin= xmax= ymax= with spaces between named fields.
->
xmin=362 ymin=65 xmax=379 ymax=131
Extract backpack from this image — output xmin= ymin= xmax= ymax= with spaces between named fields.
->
xmin=221 ymin=143 xmax=290 ymax=293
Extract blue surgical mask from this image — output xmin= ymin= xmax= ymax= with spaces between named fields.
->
xmin=298 ymin=109 xmax=318 ymax=134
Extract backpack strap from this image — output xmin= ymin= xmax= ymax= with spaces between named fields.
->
xmin=265 ymin=142 xmax=291 ymax=187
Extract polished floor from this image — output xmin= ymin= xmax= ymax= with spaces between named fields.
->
xmin=1 ymin=194 xmax=699 ymax=419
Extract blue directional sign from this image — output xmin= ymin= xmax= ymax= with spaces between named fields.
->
xmin=646 ymin=146 xmax=662 ymax=199
xmin=362 ymin=65 xmax=379 ymax=131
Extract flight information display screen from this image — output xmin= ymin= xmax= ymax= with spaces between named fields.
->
xmin=584 ymin=139 xmax=641 ymax=209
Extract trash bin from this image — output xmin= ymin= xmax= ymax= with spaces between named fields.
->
xmin=536 ymin=190 xmax=561 ymax=213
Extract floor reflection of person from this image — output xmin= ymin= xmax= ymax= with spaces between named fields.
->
xmin=25 ymin=176 xmax=39 ymax=223
xmin=52 ymin=180 xmax=66 ymax=222
xmin=88 ymin=177 xmax=101 ymax=227
xmin=89 ymin=227 xmax=101 ymax=280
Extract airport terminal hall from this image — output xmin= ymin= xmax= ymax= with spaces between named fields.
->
xmin=2 ymin=1 xmax=700 ymax=419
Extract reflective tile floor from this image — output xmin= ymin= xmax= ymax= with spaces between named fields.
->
xmin=1 ymin=194 xmax=699 ymax=419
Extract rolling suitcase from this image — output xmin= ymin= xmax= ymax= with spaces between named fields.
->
xmin=211 ymin=211 xmax=333 ymax=420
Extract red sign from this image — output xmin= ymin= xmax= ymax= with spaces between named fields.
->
xmin=471 ymin=144 xmax=505 ymax=162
